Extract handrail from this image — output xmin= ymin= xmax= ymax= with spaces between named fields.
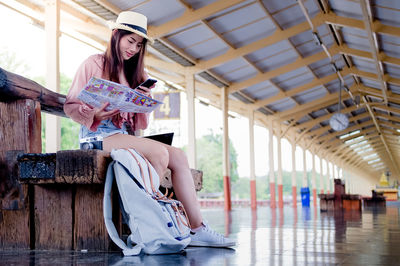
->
xmin=0 ymin=67 xmax=66 ymax=117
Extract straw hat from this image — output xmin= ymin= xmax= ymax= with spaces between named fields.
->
xmin=108 ymin=11 xmax=154 ymax=43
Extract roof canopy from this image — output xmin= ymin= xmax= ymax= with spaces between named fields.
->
xmin=5 ymin=0 xmax=400 ymax=178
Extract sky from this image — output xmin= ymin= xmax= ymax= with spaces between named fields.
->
xmin=0 ymin=2 xmax=335 ymax=178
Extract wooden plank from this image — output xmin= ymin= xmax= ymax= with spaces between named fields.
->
xmin=56 ymin=150 xmax=111 ymax=184
xmin=18 ymin=149 xmax=203 ymax=189
xmin=0 ymin=185 xmax=30 ymax=249
xmin=0 ymin=67 xmax=66 ymax=117
xmin=0 ymin=99 xmax=41 ymax=249
xmin=34 ymin=185 xmax=73 ymax=250
xmin=74 ymin=185 xmax=111 ymax=251
xmin=18 ymin=153 xmax=56 ymax=184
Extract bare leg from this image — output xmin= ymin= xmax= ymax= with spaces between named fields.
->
xmin=104 ymin=133 xmax=169 ymax=178
xmin=164 ymin=145 xmax=203 ymax=229
xmin=103 ymin=133 xmax=203 ymax=229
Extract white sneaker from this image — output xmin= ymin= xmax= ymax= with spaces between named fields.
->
xmin=189 ymin=221 xmax=236 ymax=248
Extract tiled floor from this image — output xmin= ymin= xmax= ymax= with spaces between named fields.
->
xmin=1 ymin=203 xmax=400 ymax=265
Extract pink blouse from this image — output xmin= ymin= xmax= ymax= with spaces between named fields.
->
xmin=64 ymin=54 xmax=149 ymax=132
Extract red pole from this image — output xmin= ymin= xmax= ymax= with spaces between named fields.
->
xmin=313 ymin=188 xmax=317 ymax=206
xmin=292 ymin=186 xmax=297 ymax=208
xmin=223 ymin=175 xmax=232 ymax=211
xmin=278 ymin=184 xmax=283 ymax=208
xmin=270 ymin=182 xmax=276 ymax=208
xmin=250 ymin=179 xmax=257 ymax=209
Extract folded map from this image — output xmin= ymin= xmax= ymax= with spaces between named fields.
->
xmin=77 ymin=77 xmax=163 ymax=113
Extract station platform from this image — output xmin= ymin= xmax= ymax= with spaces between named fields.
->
xmin=1 ymin=203 xmax=400 ymax=265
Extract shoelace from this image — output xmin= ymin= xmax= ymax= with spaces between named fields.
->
xmin=202 ymin=225 xmax=226 ymax=242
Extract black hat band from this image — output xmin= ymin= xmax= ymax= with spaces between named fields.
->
xmin=121 ymin=23 xmax=147 ymax=35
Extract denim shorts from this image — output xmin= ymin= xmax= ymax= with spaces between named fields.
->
xmin=79 ymin=119 xmax=128 ymax=140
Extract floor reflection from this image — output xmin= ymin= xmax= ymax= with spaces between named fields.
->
xmin=1 ymin=203 xmax=400 ymax=265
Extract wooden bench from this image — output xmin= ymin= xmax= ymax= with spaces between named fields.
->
xmin=0 ymin=67 xmax=202 ymax=251
xmin=342 ymin=194 xmax=362 ymax=211
xmin=362 ymin=190 xmax=386 ymax=208
xmin=318 ymin=179 xmax=363 ymax=212
xmin=318 ymin=193 xmax=335 ymax=211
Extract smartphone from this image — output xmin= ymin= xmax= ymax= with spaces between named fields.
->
xmin=139 ymin=78 xmax=157 ymax=88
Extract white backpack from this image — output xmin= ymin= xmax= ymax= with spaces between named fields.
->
xmin=103 ymin=148 xmax=191 ymax=256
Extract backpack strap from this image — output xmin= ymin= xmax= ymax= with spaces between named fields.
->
xmin=125 ymin=149 xmax=168 ymax=200
xmin=123 ymin=149 xmax=192 ymax=231
xmin=103 ymin=160 xmax=144 ymax=255
xmin=125 ymin=148 xmax=160 ymax=195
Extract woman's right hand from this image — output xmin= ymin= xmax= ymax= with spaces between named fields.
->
xmin=93 ymin=102 xmax=119 ymax=123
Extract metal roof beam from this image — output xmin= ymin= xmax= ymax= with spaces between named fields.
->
xmin=91 ymin=0 xmax=121 ymax=15
xmin=228 ymin=50 xmax=328 ymax=94
xmin=362 ymin=95 xmax=400 ymax=176
xmin=360 ymin=0 xmax=388 ymax=104
xmin=334 ymin=44 xmax=400 ymax=68
xmin=322 ymin=12 xmax=400 ymax=38
xmin=194 ymin=14 xmax=324 ymax=72
xmin=149 ymin=0 xmax=244 ymax=38
xmin=278 ymin=85 xmax=356 ymax=120
xmin=252 ymin=71 xmax=341 ymax=110
xmin=349 ymin=67 xmax=400 ymax=87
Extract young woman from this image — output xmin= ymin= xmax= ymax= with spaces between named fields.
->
xmin=64 ymin=11 xmax=235 ymax=248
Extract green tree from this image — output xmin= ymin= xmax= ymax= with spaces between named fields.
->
xmin=194 ymin=133 xmax=239 ymax=193
xmin=34 ymin=74 xmax=79 ymax=151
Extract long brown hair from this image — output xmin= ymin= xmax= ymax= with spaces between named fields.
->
xmin=102 ymin=29 xmax=147 ymax=88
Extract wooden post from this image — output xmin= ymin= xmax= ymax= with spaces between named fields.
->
xmin=312 ymin=152 xmax=317 ymax=206
xmin=302 ymin=148 xmax=307 ymax=188
xmin=277 ymin=126 xmax=283 ymax=208
xmin=222 ymin=87 xmax=231 ymax=211
xmin=249 ymin=110 xmax=256 ymax=209
xmin=34 ymin=185 xmax=73 ymax=249
xmin=74 ymin=185 xmax=112 ymax=250
xmin=0 ymin=99 xmax=41 ymax=249
xmin=291 ymin=140 xmax=297 ymax=208
xmin=185 ymin=71 xmax=196 ymax=169
xmin=326 ymin=160 xmax=330 ymax=194
xmin=268 ymin=120 xmax=276 ymax=208
xmin=44 ymin=0 xmax=61 ymax=153
xmin=320 ymin=157 xmax=324 ymax=194
xmin=331 ymin=162 xmax=335 ymax=193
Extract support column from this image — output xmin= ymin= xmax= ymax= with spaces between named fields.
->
xmin=320 ymin=157 xmax=324 ymax=194
xmin=221 ymin=87 xmax=231 ymax=211
xmin=326 ymin=161 xmax=331 ymax=194
xmin=345 ymin=170 xmax=351 ymax=193
xmin=269 ymin=120 xmax=276 ymax=208
xmin=333 ymin=164 xmax=336 ymax=180
xmin=302 ymin=148 xmax=307 ymax=188
xmin=249 ymin=111 xmax=256 ymax=209
xmin=312 ymin=153 xmax=317 ymax=206
xmin=301 ymin=148 xmax=309 ymax=207
xmin=45 ymin=0 xmax=60 ymax=153
xmin=277 ymin=126 xmax=283 ymax=208
xmin=185 ymin=72 xmax=196 ymax=169
xmin=291 ymin=141 xmax=297 ymax=208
